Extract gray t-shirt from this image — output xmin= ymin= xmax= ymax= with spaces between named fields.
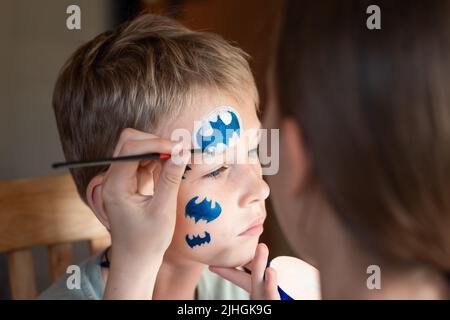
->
xmin=37 ymin=251 xmax=249 ymax=300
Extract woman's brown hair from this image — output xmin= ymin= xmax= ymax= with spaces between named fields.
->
xmin=276 ymin=0 xmax=450 ymax=274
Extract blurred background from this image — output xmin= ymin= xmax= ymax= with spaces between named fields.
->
xmin=0 ymin=0 xmax=292 ymax=299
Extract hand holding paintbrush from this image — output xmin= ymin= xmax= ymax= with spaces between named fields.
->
xmin=58 ymin=128 xmax=190 ymax=299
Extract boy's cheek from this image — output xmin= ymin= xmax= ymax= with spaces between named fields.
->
xmin=174 ymin=194 xmax=224 ymax=250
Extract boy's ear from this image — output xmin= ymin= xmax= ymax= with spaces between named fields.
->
xmin=86 ymin=175 xmax=110 ymax=230
xmin=281 ymin=118 xmax=310 ymax=195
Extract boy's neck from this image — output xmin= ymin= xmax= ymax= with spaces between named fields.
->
xmin=101 ymin=245 xmax=205 ymax=300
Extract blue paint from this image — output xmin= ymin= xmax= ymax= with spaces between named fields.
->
xmin=185 ymin=232 xmax=211 ymax=248
xmin=196 ymin=110 xmax=240 ymax=152
xmin=277 ymin=286 xmax=294 ymax=300
xmin=185 ymin=196 xmax=222 ymax=223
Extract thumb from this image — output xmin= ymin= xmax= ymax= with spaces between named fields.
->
xmin=153 ymin=143 xmax=189 ymax=205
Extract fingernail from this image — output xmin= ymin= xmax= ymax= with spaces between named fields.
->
xmin=170 ymin=143 xmax=183 ymax=166
xmin=172 ymin=143 xmax=182 ymax=155
xmin=180 ymin=147 xmax=191 ymax=163
xmin=171 ymin=143 xmax=190 ymax=166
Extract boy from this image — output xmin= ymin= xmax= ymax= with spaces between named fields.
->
xmin=39 ymin=14 xmax=277 ymax=300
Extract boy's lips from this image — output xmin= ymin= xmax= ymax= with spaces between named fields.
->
xmin=238 ymin=216 xmax=266 ymax=236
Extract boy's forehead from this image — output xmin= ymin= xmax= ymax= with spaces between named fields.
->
xmin=159 ymin=90 xmax=258 ymax=138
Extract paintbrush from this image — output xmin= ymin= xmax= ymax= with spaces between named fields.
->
xmin=52 ymin=149 xmax=200 ymax=169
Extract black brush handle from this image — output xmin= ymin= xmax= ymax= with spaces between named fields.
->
xmin=51 ymin=148 xmax=200 ymax=170
xmin=51 ymin=152 xmax=168 ymax=169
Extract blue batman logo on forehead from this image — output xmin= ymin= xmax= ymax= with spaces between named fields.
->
xmin=185 ymin=232 xmax=211 ymax=248
xmin=185 ymin=196 xmax=222 ymax=223
xmin=195 ymin=109 xmax=241 ymax=152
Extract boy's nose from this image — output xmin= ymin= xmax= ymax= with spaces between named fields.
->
xmin=238 ymin=164 xmax=270 ymax=207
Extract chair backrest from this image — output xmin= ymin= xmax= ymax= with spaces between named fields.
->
xmin=0 ymin=174 xmax=110 ymax=299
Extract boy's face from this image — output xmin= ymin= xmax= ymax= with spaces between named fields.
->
xmin=159 ymin=88 xmax=270 ymax=268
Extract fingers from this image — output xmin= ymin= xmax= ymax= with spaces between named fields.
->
xmin=210 ymin=244 xmax=280 ymax=300
xmin=137 ymin=165 xmax=155 ymax=196
xmin=152 ymin=144 xmax=190 ymax=206
xmin=104 ymin=127 xmax=183 ymax=193
xmin=106 ymin=138 xmax=177 ymax=192
xmin=251 ymin=243 xmax=269 ymax=299
xmin=112 ymin=128 xmax=158 ymax=157
xmin=209 ymin=266 xmax=252 ymax=293
xmin=264 ymin=267 xmax=280 ymax=300
xmin=242 ymin=260 xmax=255 ymax=272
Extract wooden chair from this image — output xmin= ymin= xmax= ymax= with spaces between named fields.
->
xmin=0 ymin=174 xmax=110 ymax=300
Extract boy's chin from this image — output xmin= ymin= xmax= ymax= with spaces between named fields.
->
xmin=206 ymin=239 xmax=260 ymax=268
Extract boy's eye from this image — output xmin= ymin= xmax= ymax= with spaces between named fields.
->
xmin=204 ymin=166 xmax=229 ymax=179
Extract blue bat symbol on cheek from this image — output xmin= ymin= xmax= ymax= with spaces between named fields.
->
xmin=185 ymin=232 xmax=211 ymax=248
xmin=196 ymin=110 xmax=240 ymax=152
xmin=185 ymin=196 xmax=222 ymax=223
